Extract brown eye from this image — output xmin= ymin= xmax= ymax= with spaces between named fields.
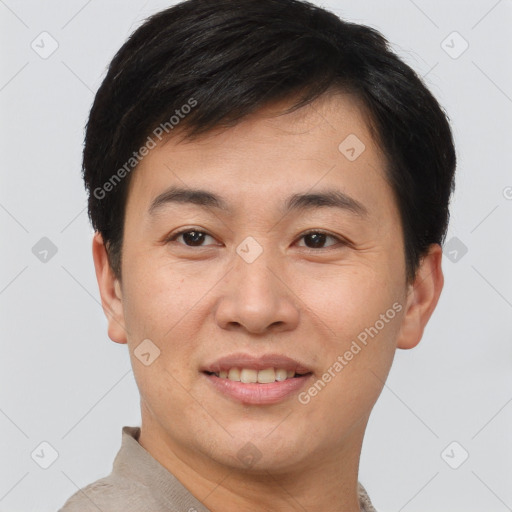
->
xmin=167 ymin=229 xmax=216 ymax=247
xmin=297 ymin=231 xmax=343 ymax=249
xmin=181 ymin=231 xmax=206 ymax=246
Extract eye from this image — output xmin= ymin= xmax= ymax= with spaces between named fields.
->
xmin=165 ymin=228 xmax=217 ymax=247
xmin=165 ymin=228 xmax=348 ymax=250
xmin=296 ymin=230 xmax=345 ymax=250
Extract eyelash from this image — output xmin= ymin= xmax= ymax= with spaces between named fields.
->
xmin=164 ymin=228 xmax=349 ymax=250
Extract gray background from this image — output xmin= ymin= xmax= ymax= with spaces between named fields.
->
xmin=1 ymin=1 xmax=511 ymax=511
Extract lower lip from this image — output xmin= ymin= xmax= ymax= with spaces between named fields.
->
xmin=203 ymin=372 xmax=312 ymax=405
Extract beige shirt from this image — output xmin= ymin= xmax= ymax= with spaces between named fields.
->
xmin=58 ymin=426 xmax=377 ymax=512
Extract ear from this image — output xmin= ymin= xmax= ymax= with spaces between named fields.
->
xmin=396 ymin=243 xmax=444 ymax=350
xmin=92 ymin=232 xmax=127 ymax=344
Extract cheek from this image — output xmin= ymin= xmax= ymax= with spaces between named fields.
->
xmin=122 ymin=268 xmax=201 ymax=412
xmin=296 ymin=271 xmax=403 ymax=437
xmin=294 ymin=262 xmax=404 ymax=415
xmin=296 ymin=261 xmax=403 ymax=338
xmin=121 ymin=256 xmax=212 ymax=380
xmin=121 ymin=255 xmax=193 ymax=335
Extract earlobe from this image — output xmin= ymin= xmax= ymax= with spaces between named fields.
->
xmin=396 ymin=244 xmax=444 ymax=350
xmin=92 ymin=232 xmax=128 ymax=345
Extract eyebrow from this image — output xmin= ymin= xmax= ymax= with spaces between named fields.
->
xmin=148 ymin=185 xmax=369 ymax=218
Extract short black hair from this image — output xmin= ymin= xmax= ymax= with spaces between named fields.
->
xmin=83 ymin=0 xmax=456 ymax=284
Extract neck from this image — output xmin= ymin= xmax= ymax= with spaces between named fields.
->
xmin=138 ymin=411 xmax=368 ymax=512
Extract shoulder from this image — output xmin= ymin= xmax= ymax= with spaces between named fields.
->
xmin=57 ymin=474 xmax=160 ymax=512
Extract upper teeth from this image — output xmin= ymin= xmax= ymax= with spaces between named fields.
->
xmin=216 ymin=368 xmax=296 ymax=383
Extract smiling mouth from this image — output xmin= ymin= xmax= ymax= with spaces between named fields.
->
xmin=203 ymin=368 xmax=312 ymax=384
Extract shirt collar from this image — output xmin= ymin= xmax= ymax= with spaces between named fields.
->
xmin=113 ymin=425 xmax=211 ymax=511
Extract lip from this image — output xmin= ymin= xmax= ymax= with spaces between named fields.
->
xmin=200 ymin=352 xmax=313 ymax=405
xmin=201 ymin=352 xmax=312 ymax=374
xmin=203 ymin=372 xmax=313 ymax=405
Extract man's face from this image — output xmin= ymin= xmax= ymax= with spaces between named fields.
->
xmin=100 ymin=92 xmax=426 ymax=472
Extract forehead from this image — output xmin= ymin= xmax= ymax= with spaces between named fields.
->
xmin=126 ymin=91 xmax=393 ymax=221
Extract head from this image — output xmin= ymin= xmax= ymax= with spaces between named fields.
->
xmin=88 ymin=0 xmax=455 ymax=474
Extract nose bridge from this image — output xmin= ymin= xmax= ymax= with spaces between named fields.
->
xmin=234 ymin=238 xmax=280 ymax=308
xmin=214 ymin=239 xmax=299 ymax=333
xmin=236 ymin=242 xmax=276 ymax=297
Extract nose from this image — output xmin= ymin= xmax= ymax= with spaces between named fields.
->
xmin=213 ymin=247 xmax=300 ymax=335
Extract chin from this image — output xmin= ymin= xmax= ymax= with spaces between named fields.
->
xmin=207 ymin=426 xmax=314 ymax=473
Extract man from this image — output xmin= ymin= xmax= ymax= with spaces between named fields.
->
xmin=59 ymin=0 xmax=456 ymax=510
